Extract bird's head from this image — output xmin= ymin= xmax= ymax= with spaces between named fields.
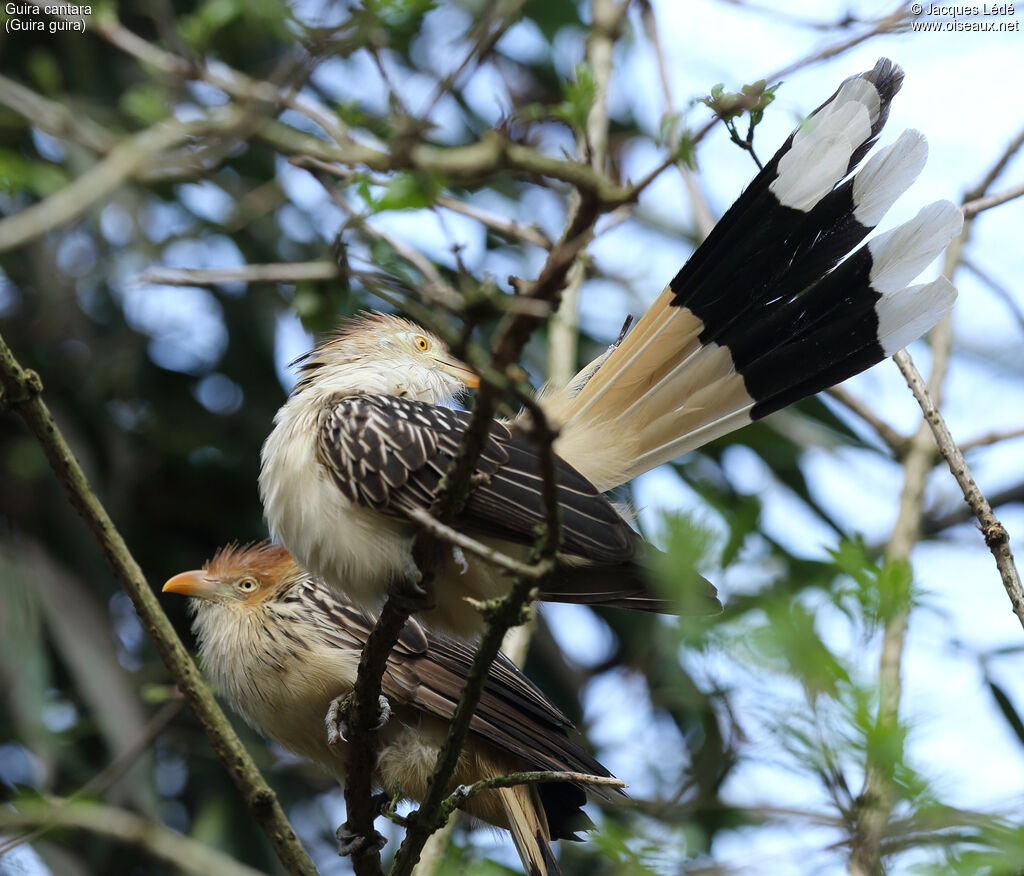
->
xmin=162 ymin=541 xmax=301 ymax=608
xmin=290 ymin=312 xmax=479 ymax=404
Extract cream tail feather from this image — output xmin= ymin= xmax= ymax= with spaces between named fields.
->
xmin=542 ymin=59 xmax=961 ymax=493
xmin=498 ymin=784 xmax=561 ymax=876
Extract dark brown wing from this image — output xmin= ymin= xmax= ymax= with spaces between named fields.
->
xmin=389 ymin=632 xmax=619 ymax=801
xmin=295 ymin=577 xmax=617 ymax=798
xmin=316 ymin=394 xmax=637 ymax=565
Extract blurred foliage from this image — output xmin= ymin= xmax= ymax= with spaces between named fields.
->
xmin=1 ymin=0 xmax=1022 ymax=875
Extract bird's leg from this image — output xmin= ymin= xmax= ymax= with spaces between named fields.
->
xmin=335 ymin=821 xmax=387 ymax=857
xmin=325 ymin=692 xmax=392 ymax=745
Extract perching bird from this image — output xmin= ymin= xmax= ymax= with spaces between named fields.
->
xmin=260 ymin=58 xmax=963 ymax=635
xmin=163 ymin=542 xmax=620 ymax=876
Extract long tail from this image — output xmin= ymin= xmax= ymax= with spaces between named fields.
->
xmin=498 ymin=784 xmax=561 ymax=876
xmin=544 ymin=58 xmax=962 ymax=492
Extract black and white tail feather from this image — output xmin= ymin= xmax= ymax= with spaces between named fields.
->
xmin=547 ymin=58 xmax=962 ymax=492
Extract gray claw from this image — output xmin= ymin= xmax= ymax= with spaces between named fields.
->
xmin=325 ymin=693 xmax=391 ymax=745
xmin=372 ymin=694 xmax=392 ymax=731
xmin=336 ymin=822 xmax=387 ymax=857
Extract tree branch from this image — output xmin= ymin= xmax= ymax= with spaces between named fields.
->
xmin=0 ymin=115 xmax=233 ymax=253
xmin=334 ymin=190 xmax=604 ymax=876
xmin=958 ymin=425 xmax=1024 ymax=453
xmin=441 ymin=770 xmax=626 ymax=816
xmin=923 ymin=480 xmax=1024 ymax=536
xmin=848 ymin=124 xmax=1024 ymax=873
xmin=136 ymin=262 xmax=343 ymax=286
xmin=288 ymin=155 xmax=554 ymax=249
xmin=0 ymin=72 xmax=114 ymax=153
xmin=894 ymin=349 xmax=1024 ymax=630
xmin=0 ymin=332 xmax=318 ymax=876
xmin=0 ymin=800 xmax=266 ymax=876
xmin=90 ymin=12 xmax=350 ymax=144
xmin=961 ymin=180 xmax=1024 ymax=218
xmin=404 ymin=507 xmax=553 ymax=579
xmin=826 ymin=385 xmax=908 ymax=457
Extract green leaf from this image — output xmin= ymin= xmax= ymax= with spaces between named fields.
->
xmin=749 ymin=600 xmax=851 ymax=696
xmin=26 ymin=50 xmax=62 ymax=95
xmin=0 ymin=149 xmax=67 ymax=196
xmin=986 ymin=678 xmax=1024 ymax=749
xmin=366 ymin=0 xmax=438 ymax=30
xmin=676 ymin=132 xmax=698 ymax=170
xmin=179 ymin=0 xmax=245 ymax=50
xmin=371 ymin=170 xmax=440 ymax=212
xmin=522 ymin=0 xmax=584 ymax=40
xmin=651 ymin=510 xmax=722 ymax=616
xmin=551 ymin=63 xmax=597 ymax=131
xmin=827 ymin=539 xmax=914 ymax=627
xmin=120 ymin=84 xmax=169 ymax=125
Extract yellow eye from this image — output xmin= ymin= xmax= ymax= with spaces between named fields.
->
xmin=414 ymin=335 xmax=430 ymax=352
xmin=237 ymin=576 xmax=258 ymax=593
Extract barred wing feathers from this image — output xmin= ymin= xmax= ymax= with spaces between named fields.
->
xmin=316 ymin=394 xmax=637 ymax=566
xmin=298 ymin=579 xmax=618 ymax=840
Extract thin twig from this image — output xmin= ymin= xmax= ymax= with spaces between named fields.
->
xmin=289 ymin=154 xmax=553 ymax=249
xmin=137 ymin=262 xmax=343 ymax=286
xmin=959 ymin=425 xmax=1024 ymax=453
xmin=826 ymin=385 xmax=908 ymax=456
xmin=420 ymin=0 xmax=528 ymax=120
xmin=960 ymin=258 xmax=1024 ymax=338
xmin=961 ymin=181 xmax=1024 ymax=218
xmin=441 ymin=770 xmax=626 ymax=815
xmin=763 ymin=4 xmax=912 ymax=82
xmin=305 ymin=169 xmax=464 ymax=311
xmin=435 ymin=195 xmax=552 ymax=249
xmin=342 ymin=588 xmax=429 ymax=876
xmin=405 ymin=507 xmax=553 ymax=580
xmin=684 ymin=4 xmax=910 ymax=152
xmin=894 ymin=349 xmax=1024 ymax=630
xmin=0 ymin=333 xmax=318 ymax=876
xmin=923 ymin=481 xmax=1024 ymax=536
xmin=963 ymin=125 xmax=1024 ymax=202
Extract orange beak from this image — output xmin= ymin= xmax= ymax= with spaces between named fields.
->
xmin=162 ymin=570 xmax=219 ymax=599
xmin=458 ymin=370 xmax=481 ymax=389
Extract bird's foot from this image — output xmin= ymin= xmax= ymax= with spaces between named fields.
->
xmin=335 ymin=821 xmax=387 ymax=857
xmin=325 ymin=693 xmax=392 ymax=745
xmin=392 ymin=556 xmax=430 ymax=605
xmin=370 ymin=790 xmax=392 ymax=815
